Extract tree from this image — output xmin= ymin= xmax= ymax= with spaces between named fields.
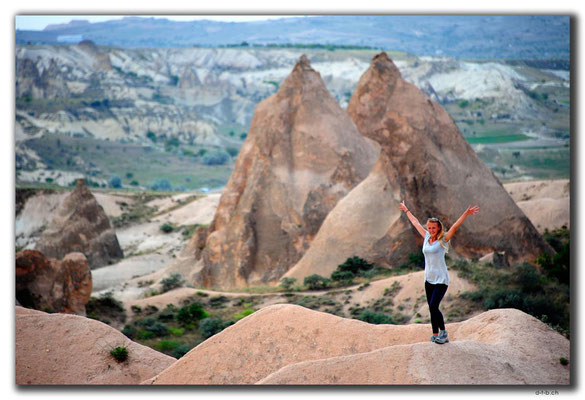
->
xmin=303 ymin=274 xmax=331 ymax=290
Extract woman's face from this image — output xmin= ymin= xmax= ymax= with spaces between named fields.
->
xmin=427 ymin=221 xmax=441 ymax=238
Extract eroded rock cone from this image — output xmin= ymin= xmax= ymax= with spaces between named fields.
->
xmin=284 ymin=151 xmax=417 ymax=281
xmin=16 ymin=307 xmax=175 ymax=385
xmin=16 ymin=249 xmax=92 ymax=315
xmin=346 ymin=52 xmax=553 ymax=264
xmin=192 ymin=55 xmax=379 ymax=288
xmin=36 ymin=179 xmax=123 ymax=269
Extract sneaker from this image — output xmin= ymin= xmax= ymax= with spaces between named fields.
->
xmin=430 ymin=335 xmax=438 ymax=343
xmin=434 ymin=330 xmax=449 ymax=344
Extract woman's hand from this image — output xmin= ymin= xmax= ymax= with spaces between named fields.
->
xmin=465 ymin=205 xmax=480 ymax=216
xmin=399 ymin=200 xmax=409 ymax=213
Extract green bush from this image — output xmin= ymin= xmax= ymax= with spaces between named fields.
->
xmin=233 ymin=308 xmax=254 ymax=321
xmin=122 ymin=324 xmax=138 ymax=339
xmin=199 ymin=317 xmax=234 ymax=339
xmin=108 ymin=175 xmax=122 ymax=188
xmin=176 ymin=303 xmax=209 ymax=325
xmin=280 ymin=277 xmax=297 ymax=290
xmin=160 ymin=223 xmax=174 ymax=233
xmin=156 ymin=340 xmax=180 ymax=351
xmin=357 ymin=310 xmax=395 ymax=325
xmin=303 ymin=274 xmax=331 ymax=290
xmin=161 ymin=274 xmax=184 ymax=292
xmin=110 ymin=346 xmax=128 ymax=362
xmin=150 ymin=178 xmax=173 ymax=191
xmin=202 ymin=150 xmax=230 ymax=166
xmin=337 ymin=256 xmax=374 ymax=275
xmin=331 ymin=270 xmax=355 ymax=285
xmin=173 ymin=344 xmax=193 ymax=358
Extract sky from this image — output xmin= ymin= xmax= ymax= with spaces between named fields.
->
xmin=15 ymin=15 xmax=307 ymax=31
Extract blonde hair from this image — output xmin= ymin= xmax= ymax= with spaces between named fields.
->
xmin=427 ymin=218 xmax=449 ymax=252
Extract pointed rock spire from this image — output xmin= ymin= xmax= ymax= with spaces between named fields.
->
xmin=346 ymin=52 xmax=553 ymax=263
xmin=185 ymin=55 xmax=379 ymax=288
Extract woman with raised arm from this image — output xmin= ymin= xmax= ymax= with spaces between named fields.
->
xmin=398 ymin=201 xmax=479 ymax=344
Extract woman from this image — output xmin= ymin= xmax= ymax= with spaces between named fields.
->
xmin=398 ymin=201 xmax=479 ymax=344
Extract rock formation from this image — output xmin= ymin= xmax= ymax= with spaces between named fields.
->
xmin=15 ymin=307 xmax=175 ymax=385
xmin=36 ymin=179 xmax=123 ymax=269
xmin=344 ymin=52 xmax=552 ymax=264
xmin=143 ymin=304 xmax=569 ymax=385
xmin=189 ymin=55 xmax=379 ymax=288
xmin=16 ymin=250 xmax=92 ymax=315
xmin=283 ymin=151 xmax=416 ymax=281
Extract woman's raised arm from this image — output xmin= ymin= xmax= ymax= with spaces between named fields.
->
xmin=399 ymin=201 xmax=427 ymax=238
xmin=444 ymin=205 xmax=480 ymax=242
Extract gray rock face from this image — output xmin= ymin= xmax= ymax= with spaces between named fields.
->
xmin=346 ymin=53 xmax=553 ymax=264
xmin=194 ymin=55 xmax=379 ymax=288
xmin=36 ymin=179 xmax=123 ymax=269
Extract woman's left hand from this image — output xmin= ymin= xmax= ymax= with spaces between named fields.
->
xmin=465 ymin=205 xmax=480 ymax=216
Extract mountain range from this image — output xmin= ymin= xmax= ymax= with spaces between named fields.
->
xmin=16 ymin=15 xmax=570 ymax=60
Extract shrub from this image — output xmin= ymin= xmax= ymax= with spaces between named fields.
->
xmin=233 ymin=308 xmax=254 ymax=321
xmin=357 ymin=310 xmax=395 ymax=325
xmin=512 ymin=263 xmax=543 ymax=294
xmin=331 ymin=270 xmax=355 ymax=285
xmin=151 ymin=178 xmax=173 ymax=191
xmin=173 ymin=344 xmax=193 ymax=358
xmin=160 ymin=223 xmax=174 ymax=233
xmin=303 ymin=274 xmax=331 ymax=290
xmin=122 ymin=324 xmax=138 ymax=339
xmin=209 ymin=296 xmax=229 ymax=308
xmin=108 ymin=175 xmax=122 ymax=188
xmin=161 ymin=274 xmax=184 ymax=292
xmin=202 ymin=150 xmax=230 ymax=166
xmin=146 ymin=131 xmax=157 ymax=142
xmin=280 ymin=277 xmax=297 ymax=291
xmin=337 ymin=256 xmax=374 ymax=275
xmin=226 ymin=147 xmax=239 ymax=157
xmin=156 ymin=340 xmax=180 ymax=352
xmin=158 ymin=304 xmax=178 ymax=320
xmin=176 ymin=303 xmax=209 ymax=325
xmin=169 ymin=327 xmax=185 ymax=337
xmin=199 ymin=317 xmax=233 ymax=339
xmin=110 ymin=347 xmax=128 ymax=362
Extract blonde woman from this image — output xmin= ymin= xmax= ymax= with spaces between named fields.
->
xmin=399 ymin=201 xmax=479 ymax=344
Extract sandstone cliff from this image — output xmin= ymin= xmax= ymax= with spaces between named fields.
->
xmin=36 ymin=179 xmax=123 ymax=269
xmin=190 ymin=55 xmax=379 ymax=288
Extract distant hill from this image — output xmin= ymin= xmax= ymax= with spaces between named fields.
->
xmin=15 ymin=15 xmax=570 ymax=60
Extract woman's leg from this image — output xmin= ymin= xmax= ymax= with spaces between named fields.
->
xmin=425 ymin=281 xmax=449 ymax=333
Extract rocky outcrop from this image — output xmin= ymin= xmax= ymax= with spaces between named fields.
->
xmin=283 ymin=151 xmax=416 ymax=281
xmin=15 ymin=307 xmax=176 ymax=385
xmin=346 ymin=53 xmax=553 ymax=264
xmin=36 ymin=179 xmax=123 ymax=269
xmin=143 ymin=304 xmax=569 ymax=385
xmin=16 ymin=250 xmax=92 ymax=315
xmin=191 ymin=55 xmax=379 ymax=288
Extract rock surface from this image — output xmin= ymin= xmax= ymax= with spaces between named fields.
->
xmin=36 ymin=179 xmax=123 ymax=269
xmin=143 ymin=304 xmax=569 ymax=385
xmin=15 ymin=306 xmax=175 ymax=385
xmin=346 ymin=53 xmax=553 ymax=264
xmin=191 ymin=55 xmax=379 ymax=288
xmin=16 ymin=250 xmax=92 ymax=315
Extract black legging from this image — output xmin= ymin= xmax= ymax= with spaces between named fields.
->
xmin=425 ymin=281 xmax=448 ymax=334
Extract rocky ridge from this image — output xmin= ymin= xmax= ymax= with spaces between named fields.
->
xmin=143 ymin=304 xmax=569 ymax=385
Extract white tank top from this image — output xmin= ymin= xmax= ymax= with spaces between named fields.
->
xmin=422 ymin=231 xmax=450 ymax=285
